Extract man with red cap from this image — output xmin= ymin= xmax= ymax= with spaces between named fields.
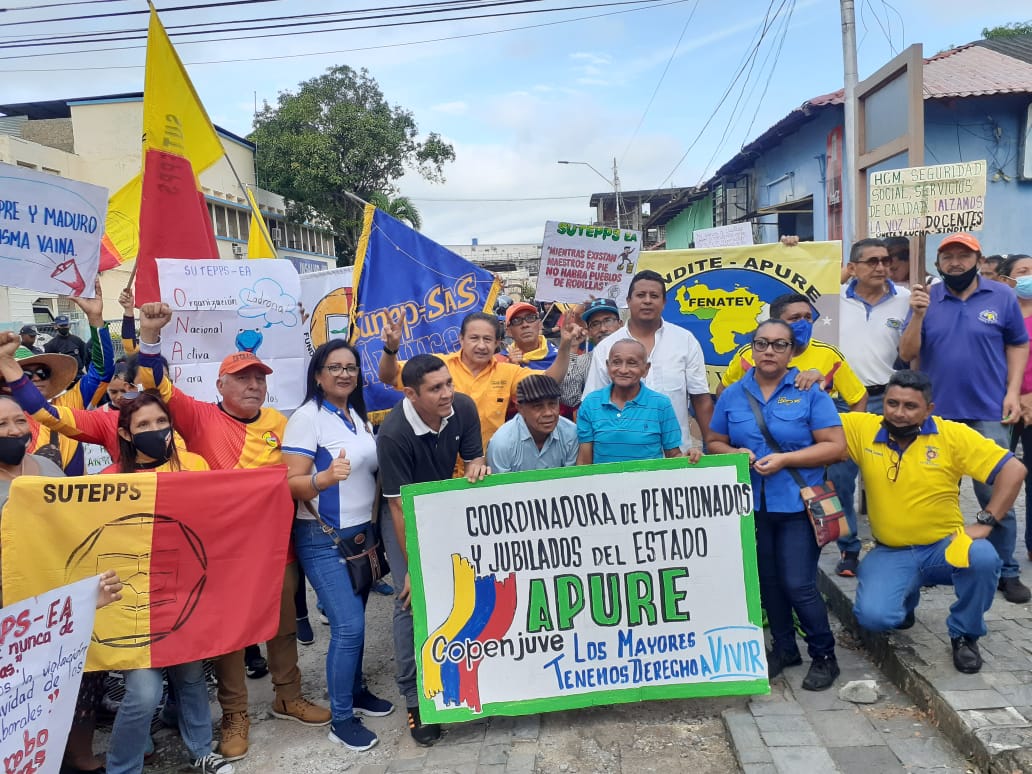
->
xmin=500 ymin=302 xmax=558 ymax=370
xmin=900 ymin=233 xmax=1031 ymax=604
xmin=133 ymin=302 xmax=330 ymax=761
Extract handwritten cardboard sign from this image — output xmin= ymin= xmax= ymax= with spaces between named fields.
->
xmin=693 ymin=223 xmax=754 ymax=249
xmin=403 ymin=455 xmax=766 ymax=722
xmin=868 ymin=160 xmax=987 ymax=237
xmin=0 ymin=162 xmax=107 ymax=298
xmin=157 ymin=258 xmax=306 ymax=410
xmin=0 ymin=576 xmax=97 ymax=774
xmin=536 ymin=221 xmax=641 ymax=304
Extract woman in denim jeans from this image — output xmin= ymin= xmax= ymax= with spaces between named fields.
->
xmin=283 ymin=341 xmax=394 ymax=751
xmin=706 ymin=320 xmax=847 ymax=691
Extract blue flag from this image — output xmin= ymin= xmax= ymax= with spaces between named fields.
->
xmin=350 ymin=204 xmax=499 ymax=420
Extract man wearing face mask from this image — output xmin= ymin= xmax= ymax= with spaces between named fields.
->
xmin=44 ymin=314 xmax=89 ymax=373
xmin=841 ymin=370 xmax=1026 ymax=674
xmin=899 ymin=233 xmax=1031 ymax=604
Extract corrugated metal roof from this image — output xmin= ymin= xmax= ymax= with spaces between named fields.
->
xmin=713 ymin=38 xmax=1032 ymax=178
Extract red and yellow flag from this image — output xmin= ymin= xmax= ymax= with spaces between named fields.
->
xmin=133 ymin=4 xmax=223 ymax=304
xmin=98 ymin=175 xmax=143 ymax=271
xmin=246 ymin=186 xmax=277 ymax=259
xmin=1 ymin=467 xmax=294 ymax=671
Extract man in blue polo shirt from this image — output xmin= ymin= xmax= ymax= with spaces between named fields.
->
xmin=899 ymin=232 xmax=1031 ymax=603
xmin=487 ymin=375 xmax=578 ymax=473
xmin=576 ymin=339 xmax=684 ymax=464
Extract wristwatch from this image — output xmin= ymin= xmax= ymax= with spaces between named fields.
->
xmin=975 ymin=509 xmax=997 ymax=527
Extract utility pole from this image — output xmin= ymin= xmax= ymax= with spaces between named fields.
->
xmin=612 ymin=157 xmax=622 ymax=231
xmin=840 ymin=0 xmax=859 ymax=256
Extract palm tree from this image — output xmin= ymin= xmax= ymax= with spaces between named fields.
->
xmin=369 ymin=192 xmax=422 ymax=230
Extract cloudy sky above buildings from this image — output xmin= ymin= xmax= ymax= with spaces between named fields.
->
xmin=1 ymin=0 xmax=1020 ymax=245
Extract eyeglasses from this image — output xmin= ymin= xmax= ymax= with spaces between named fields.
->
xmin=887 ymin=448 xmax=902 ymax=483
xmin=854 ymin=256 xmax=893 ymax=267
xmin=752 ymin=338 xmax=792 ymax=353
xmin=321 ymin=364 xmax=359 ymax=376
xmin=508 ymin=315 xmax=539 ymax=327
xmin=587 ymin=316 xmax=619 ymax=331
xmin=23 ymin=366 xmax=51 ymax=381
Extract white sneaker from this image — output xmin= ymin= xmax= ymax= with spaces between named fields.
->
xmin=319 ymin=612 xmax=329 ymax=625
xmin=191 ymin=753 xmax=235 ymax=773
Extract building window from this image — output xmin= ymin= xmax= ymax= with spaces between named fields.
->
xmin=226 ymin=208 xmax=240 ymax=239
xmin=214 ymin=205 xmax=228 ymax=237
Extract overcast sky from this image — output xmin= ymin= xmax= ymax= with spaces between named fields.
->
xmin=1 ymin=0 xmax=1020 ymax=245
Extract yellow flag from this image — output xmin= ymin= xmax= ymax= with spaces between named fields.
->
xmin=98 ymin=174 xmax=143 ymax=269
xmin=245 ymin=186 xmax=277 ymax=259
xmin=142 ymin=3 xmax=223 ymax=172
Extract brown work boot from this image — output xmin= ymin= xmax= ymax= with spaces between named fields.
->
xmin=218 ymin=711 xmax=250 ymax=761
xmin=271 ymin=696 xmax=331 ymax=726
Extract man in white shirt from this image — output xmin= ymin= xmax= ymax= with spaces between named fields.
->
xmin=583 ymin=270 xmax=712 ymax=451
xmin=830 ymin=237 xmax=912 ymax=576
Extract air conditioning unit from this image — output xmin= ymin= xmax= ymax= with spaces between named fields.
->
xmin=271 ymin=226 xmax=283 ymax=244
xmin=231 ymin=243 xmax=245 ymax=258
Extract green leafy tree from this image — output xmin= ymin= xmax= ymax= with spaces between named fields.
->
xmin=983 ymin=21 xmax=1032 ymax=38
xmin=250 ymin=65 xmax=454 ymax=264
xmin=369 ymin=192 xmax=423 ymax=230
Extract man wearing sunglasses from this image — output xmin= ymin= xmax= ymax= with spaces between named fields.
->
xmin=841 ymin=370 xmax=1026 ymax=674
xmin=501 ymin=302 xmax=557 ymax=371
xmin=829 ymin=238 xmax=913 ymax=576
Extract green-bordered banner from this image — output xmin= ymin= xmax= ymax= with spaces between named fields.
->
xmin=402 ymin=454 xmax=768 ymax=722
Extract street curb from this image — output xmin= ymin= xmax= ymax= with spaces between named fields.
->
xmin=817 ymin=566 xmax=1032 ymax=774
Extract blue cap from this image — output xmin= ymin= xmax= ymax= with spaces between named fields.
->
xmin=54 ymin=314 xmax=70 ymax=326
xmin=581 ymin=298 xmax=619 ymax=323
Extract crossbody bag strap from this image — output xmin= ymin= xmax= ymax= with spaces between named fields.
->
xmin=299 ymin=496 xmax=353 ymax=554
xmin=743 ymin=391 xmax=808 ymax=490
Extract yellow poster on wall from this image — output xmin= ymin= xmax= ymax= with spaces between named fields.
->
xmin=639 ymin=241 xmax=842 ymax=391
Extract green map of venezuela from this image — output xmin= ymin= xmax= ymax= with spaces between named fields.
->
xmin=675 ymin=284 xmax=765 ymax=355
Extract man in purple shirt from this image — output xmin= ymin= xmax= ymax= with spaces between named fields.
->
xmin=899 ymin=233 xmax=1031 ymax=603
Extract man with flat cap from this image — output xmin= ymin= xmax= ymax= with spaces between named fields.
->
xmin=488 ymin=375 xmax=578 ymax=473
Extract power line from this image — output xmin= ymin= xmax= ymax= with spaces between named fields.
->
xmin=0 ymin=0 xmax=527 ymax=47
xmin=617 ymin=0 xmax=698 ymax=165
xmin=0 ymin=0 xmax=688 ymax=72
xmin=0 ymin=0 xmax=128 ymax=10
xmin=0 ymin=0 xmax=660 ymax=57
xmin=0 ymin=0 xmax=285 ymax=27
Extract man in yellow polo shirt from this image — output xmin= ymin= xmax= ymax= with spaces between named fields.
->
xmin=379 ymin=311 xmax=583 ymax=451
xmin=841 ymin=370 xmax=1026 ymax=674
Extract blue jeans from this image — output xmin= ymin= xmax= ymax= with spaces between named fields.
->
xmin=831 ymin=392 xmax=884 ymax=555
xmin=293 ymin=518 xmax=370 ymax=721
xmin=854 ymin=535 xmax=1001 ymax=639
xmin=962 ymin=420 xmax=1019 ymax=579
xmin=106 ymin=662 xmax=212 ymax=774
xmin=1012 ymin=423 xmax=1032 ymax=554
xmin=755 ymin=509 xmax=836 ymax=659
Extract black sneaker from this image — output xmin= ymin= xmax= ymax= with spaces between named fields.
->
xmin=951 ymin=636 xmax=982 ymax=673
xmin=328 ymin=717 xmax=378 ymax=752
xmin=835 ymin=551 xmax=859 ymax=577
xmin=766 ymin=649 xmax=802 ymax=679
xmin=801 ymin=655 xmax=840 ymax=691
xmin=406 ymin=705 xmax=441 ymax=746
xmin=896 ymin=610 xmax=916 ymax=630
xmin=244 ymin=651 xmax=268 ymax=680
xmin=296 ymin=617 xmax=315 ymax=646
xmin=998 ymin=576 xmax=1031 ymax=604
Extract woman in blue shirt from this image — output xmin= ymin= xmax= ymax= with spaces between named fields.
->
xmin=707 ymin=320 xmax=846 ymax=691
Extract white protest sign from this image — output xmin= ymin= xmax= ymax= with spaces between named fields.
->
xmin=693 ymin=223 xmax=754 ymax=249
xmin=157 ymin=259 xmax=306 ymax=410
xmin=0 ymin=576 xmax=97 ymax=774
xmin=0 ymin=163 xmax=107 ymax=298
xmin=868 ymin=160 xmax=987 ymax=237
xmin=404 ymin=456 xmax=766 ymax=721
xmin=536 ymin=222 xmax=641 ymax=304
xmin=299 ymin=267 xmax=354 ymax=357
xmin=82 ymin=442 xmax=114 ymax=475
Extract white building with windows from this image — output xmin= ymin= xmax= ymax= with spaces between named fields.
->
xmin=0 ymin=92 xmax=336 ymax=329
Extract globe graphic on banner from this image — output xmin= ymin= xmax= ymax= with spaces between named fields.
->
xmin=663 ymin=269 xmax=801 ymax=368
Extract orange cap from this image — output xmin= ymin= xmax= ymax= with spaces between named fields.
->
xmin=219 ymin=351 xmax=273 ymax=377
xmin=505 ymin=302 xmax=538 ymax=324
xmin=937 ymin=233 xmax=982 ymax=254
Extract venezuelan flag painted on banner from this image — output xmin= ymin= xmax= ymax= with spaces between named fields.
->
xmin=133 ymin=4 xmax=223 ymax=304
xmin=350 ymin=204 xmax=500 ymax=421
xmin=419 ymin=555 xmax=517 ymax=713
xmin=1 ymin=467 xmax=294 ymax=671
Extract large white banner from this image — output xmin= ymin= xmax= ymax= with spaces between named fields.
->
xmin=404 ymin=456 xmax=766 ymax=722
xmin=0 ymin=162 xmax=107 ymax=298
xmin=536 ymin=222 xmax=641 ymax=304
xmin=157 ymin=259 xmax=306 ymax=410
xmin=0 ymin=576 xmax=97 ymax=774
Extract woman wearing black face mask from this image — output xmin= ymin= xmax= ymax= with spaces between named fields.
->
xmin=99 ymin=393 xmax=235 ymax=773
